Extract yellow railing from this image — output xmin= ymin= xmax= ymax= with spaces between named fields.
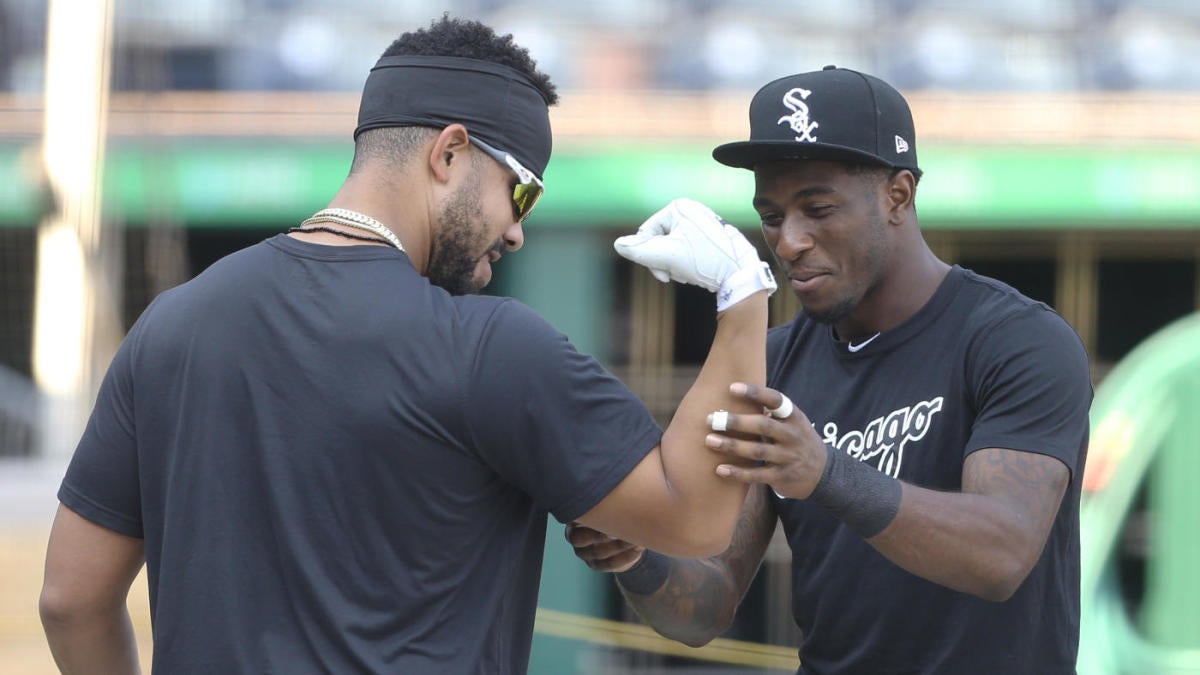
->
xmin=534 ymin=607 xmax=799 ymax=671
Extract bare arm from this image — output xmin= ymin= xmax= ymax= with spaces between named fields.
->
xmin=41 ymin=504 xmax=145 ymax=675
xmin=575 ymin=292 xmax=768 ymax=558
xmin=869 ymin=447 xmax=1068 ymax=600
xmin=709 ymin=384 xmax=1069 ymax=601
xmin=567 ymin=484 xmax=778 ymax=646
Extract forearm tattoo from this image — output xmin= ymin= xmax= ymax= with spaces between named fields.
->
xmin=618 ymin=486 xmax=776 ymax=639
xmin=963 ymin=448 xmax=1067 ymax=526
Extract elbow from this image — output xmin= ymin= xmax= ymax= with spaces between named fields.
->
xmin=650 ymin=608 xmax=736 ymax=648
xmin=676 ymin=630 xmax=721 ymax=649
xmin=681 ymin=611 xmax=737 ymax=648
xmin=978 ymin=569 xmax=1029 ymax=603
xmin=627 ymin=564 xmax=741 ymax=648
xmin=970 ymin=555 xmax=1036 ymax=603
xmin=974 ymin=579 xmax=1020 ymax=603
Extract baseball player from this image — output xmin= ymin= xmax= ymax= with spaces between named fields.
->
xmin=39 ymin=17 xmax=777 ymax=674
xmin=569 ymin=66 xmax=1092 ymax=674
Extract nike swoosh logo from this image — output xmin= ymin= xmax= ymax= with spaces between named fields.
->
xmin=847 ymin=332 xmax=881 ymax=353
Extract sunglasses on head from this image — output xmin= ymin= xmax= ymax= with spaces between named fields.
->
xmin=471 ymin=136 xmax=545 ymax=223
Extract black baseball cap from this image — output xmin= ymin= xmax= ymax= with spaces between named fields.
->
xmin=713 ymin=65 xmax=921 ymax=177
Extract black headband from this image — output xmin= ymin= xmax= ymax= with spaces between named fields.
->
xmin=354 ymin=55 xmax=553 ymax=179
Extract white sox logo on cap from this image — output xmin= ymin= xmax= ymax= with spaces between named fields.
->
xmin=713 ymin=66 xmax=922 ymax=177
xmin=777 ymin=87 xmax=818 ymax=143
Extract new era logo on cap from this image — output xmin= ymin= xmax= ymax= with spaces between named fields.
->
xmin=713 ymin=65 xmax=922 ymax=178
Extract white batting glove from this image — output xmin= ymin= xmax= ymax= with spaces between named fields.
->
xmin=614 ymin=198 xmax=776 ymax=312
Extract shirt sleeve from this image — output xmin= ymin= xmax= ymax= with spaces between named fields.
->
xmin=57 ymin=321 xmax=144 ymax=539
xmin=463 ymin=300 xmax=662 ymax=524
xmin=964 ymin=305 xmax=1093 ymax=475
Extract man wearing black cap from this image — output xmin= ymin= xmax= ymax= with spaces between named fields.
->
xmin=569 ymin=66 xmax=1092 ymax=674
xmin=39 ymin=17 xmax=779 ymax=674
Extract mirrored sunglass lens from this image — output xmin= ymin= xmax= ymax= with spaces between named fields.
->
xmin=513 ymin=183 xmax=543 ymax=220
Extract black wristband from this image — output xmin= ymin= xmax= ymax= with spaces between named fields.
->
xmin=615 ymin=550 xmax=670 ymax=595
xmin=809 ymin=443 xmax=902 ymax=539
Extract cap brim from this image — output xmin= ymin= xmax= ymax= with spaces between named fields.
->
xmin=712 ymin=140 xmax=898 ymax=171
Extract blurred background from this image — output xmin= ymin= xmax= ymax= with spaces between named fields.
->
xmin=2 ymin=0 xmax=1199 ymax=673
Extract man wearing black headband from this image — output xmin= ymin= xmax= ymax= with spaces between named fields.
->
xmin=570 ymin=67 xmax=1092 ymax=674
xmin=40 ymin=16 xmax=779 ymax=675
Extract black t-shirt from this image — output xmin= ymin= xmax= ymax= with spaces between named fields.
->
xmin=59 ymin=235 xmax=662 ymax=674
xmin=768 ymin=266 xmax=1091 ymax=675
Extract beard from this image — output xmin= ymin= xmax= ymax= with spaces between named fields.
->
xmin=801 ymin=297 xmax=858 ymax=325
xmin=427 ymin=168 xmax=490 ymax=296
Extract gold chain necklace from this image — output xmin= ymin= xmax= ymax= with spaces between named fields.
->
xmin=297 ymin=208 xmax=405 ymax=251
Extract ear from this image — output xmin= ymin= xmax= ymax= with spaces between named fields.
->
xmin=428 ymin=123 xmax=472 ymax=185
xmin=884 ymin=169 xmax=916 ymax=224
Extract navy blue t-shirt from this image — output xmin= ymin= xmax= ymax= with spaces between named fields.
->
xmin=59 ymin=235 xmax=662 ymax=673
xmin=768 ymin=266 xmax=1091 ymax=675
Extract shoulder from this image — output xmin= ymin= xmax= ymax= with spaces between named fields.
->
xmin=138 ymin=241 xmax=278 ymax=315
xmin=955 ymin=268 xmax=1046 ymax=322
xmin=452 ymin=296 xmax=578 ymax=379
xmin=954 ymin=269 xmax=1090 ymax=384
xmin=955 ymin=268 xmax=1083 ymax=351
xmin=195 ymin=238 xmax=282 ymax=280
xmin=453 ymin=295 xmax=561 ymax=344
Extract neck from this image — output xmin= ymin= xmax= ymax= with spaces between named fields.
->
xmin=835 ymin=238 xmax=950 ymax=341
xmin=326 ymin=171 xmax=431 ymax=272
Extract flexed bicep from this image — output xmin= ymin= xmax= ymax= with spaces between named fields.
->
xmin=612 ymin=484 xmax=778 ymax=648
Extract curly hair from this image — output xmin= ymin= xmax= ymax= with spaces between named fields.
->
xmin=381 ymin=14 xmax=558 ymax=106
